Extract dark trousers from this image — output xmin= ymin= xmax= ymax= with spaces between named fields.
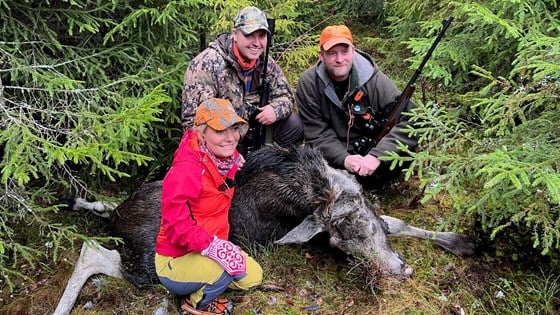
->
xmin=238 ymin=112 xmax=303 ymax=156
xmin=271 ymin=112 xmax=304 ymax=147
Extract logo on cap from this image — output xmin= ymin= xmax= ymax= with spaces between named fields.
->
xmin=233 ymin=6 xmax=270 ymax=35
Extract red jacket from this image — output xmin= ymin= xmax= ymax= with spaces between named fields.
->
xmin=155 ymin=129 xmax=239 ymax=257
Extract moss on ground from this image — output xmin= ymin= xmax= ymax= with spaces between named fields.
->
xmin=1 ymin=175 xmax=558 ymax=314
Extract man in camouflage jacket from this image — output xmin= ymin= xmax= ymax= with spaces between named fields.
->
xmin=182 ymin=6 xmax=303 ymax=151
xmin=297 ymin=25 xmax=418 ymax=189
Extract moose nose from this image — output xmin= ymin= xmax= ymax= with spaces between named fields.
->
xmin=403 ymin=264 xmax=414 ymax=275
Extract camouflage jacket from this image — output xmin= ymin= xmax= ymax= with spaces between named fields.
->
xmin=181 ymin=33 xmax=294 ymax=129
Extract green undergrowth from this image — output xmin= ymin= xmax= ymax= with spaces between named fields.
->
xmin=1 ymin=176 xmax=558 ymax=314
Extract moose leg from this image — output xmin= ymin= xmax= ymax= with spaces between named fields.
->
xmin=53 ymin=240 xmax=123 ymax=315
xmin=379 ymin=215 xmax=475 ymax=257
xmin=72 ymin=197 xmax=117 ymax=218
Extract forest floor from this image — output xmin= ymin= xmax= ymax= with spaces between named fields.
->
xmin=0 ymin=175 xmax=558 ymax=315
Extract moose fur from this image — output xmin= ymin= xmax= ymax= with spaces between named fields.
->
xmin=53 ymin=144 xmax=475 ymax=315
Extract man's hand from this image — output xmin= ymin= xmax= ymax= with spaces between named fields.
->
xmin=344 ymin=155 xmax=363 ymax=174
xmin=255 ymin=105 xmax=277 ymax=125
xmin=343 ymin=154 xmax=381 ymax=177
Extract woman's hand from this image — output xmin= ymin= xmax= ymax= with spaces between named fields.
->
xmin=202 ymin=236 xmax=246 ymax=276
xmin=237 ymin=155 xmax=246 ymax=169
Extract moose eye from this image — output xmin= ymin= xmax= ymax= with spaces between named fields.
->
xmin=333 ymin=215 xmax=369 ymax=240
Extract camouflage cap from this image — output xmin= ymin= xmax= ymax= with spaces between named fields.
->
xmin=233 ymin=6 xmax=270 ymax=35
xmin=195 ymin=98 xmax=248 ymax=135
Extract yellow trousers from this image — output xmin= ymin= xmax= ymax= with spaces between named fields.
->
xmin=155 ymin=251 xmax=263 ymax=307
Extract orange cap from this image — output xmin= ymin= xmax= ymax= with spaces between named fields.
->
xmin=319 ymin=25 xmax=354 ymax=51
xmin=194 ymin=98 xmax=248 ymax=135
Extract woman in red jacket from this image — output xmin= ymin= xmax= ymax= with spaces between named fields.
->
xmin=155 ymin=98 xmax=263 ymax=315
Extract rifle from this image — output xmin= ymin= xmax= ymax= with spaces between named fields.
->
xmin=244 ymin=18 xmax=276 ymax=155
xmin=351 ymin=16 xmax=454 ymax=156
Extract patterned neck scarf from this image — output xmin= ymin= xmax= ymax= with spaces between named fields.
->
xmin=200 ymin=141 xmax=236 ymax=176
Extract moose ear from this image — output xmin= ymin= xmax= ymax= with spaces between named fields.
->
xmin=274 ymin=215 xmax=325 ymax=244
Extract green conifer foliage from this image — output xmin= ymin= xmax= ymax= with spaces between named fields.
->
xmin=0 ymin=0 xmax=321 ymax=293
xmin=0 ymin=0 xmax=209 ymax=290
xmin=383 ymin=0 xmax=559 ymax=255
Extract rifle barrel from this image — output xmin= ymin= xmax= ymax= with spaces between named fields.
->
xmin=259 ymin=18 xmax=275 ymax=107
xmin=359 ymin=16 xmax=454 ymax=155
xmin=406 ymin=16 xmax=454 ymax=87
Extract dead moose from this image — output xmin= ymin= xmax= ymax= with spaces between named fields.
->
xmin=54 ymin=144 xmax=475 ymax=315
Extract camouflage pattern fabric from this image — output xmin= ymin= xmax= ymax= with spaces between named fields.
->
xmin=233 ymin=6 xmax=270 ymax=35
xmin=194 ymin=98 xmax=248 ymax=136
xmin=181 ymin=33 xmax=294 ymax=129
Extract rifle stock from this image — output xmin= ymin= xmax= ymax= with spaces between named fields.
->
xmin=356 ymin=16 xmax=453 ymax=156
xmin=373 ymin=85 xmax=415 ymax=145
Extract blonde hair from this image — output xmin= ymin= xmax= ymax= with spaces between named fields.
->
xmin=195 ymin=123 xmax=247 ymax=146
xmin=196 ymin=124 xmax=208 ymax=141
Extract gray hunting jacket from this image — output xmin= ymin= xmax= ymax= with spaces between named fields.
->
xmin=296 ymin=49 xmax=418 ymax=169
xmin=181 ymin=33 xmax=294 ymax=128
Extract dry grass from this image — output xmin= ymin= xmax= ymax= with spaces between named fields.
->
xmin=1 ymin=176 xmax=558 ymax=314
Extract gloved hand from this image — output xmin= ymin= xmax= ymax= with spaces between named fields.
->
xmin=201 ymin=236 xmax=246 ymax=276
